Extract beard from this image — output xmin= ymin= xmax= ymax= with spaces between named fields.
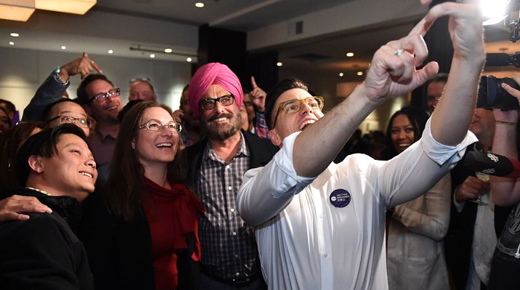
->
xmin=202 ymin=110 xmax=243 ymax=142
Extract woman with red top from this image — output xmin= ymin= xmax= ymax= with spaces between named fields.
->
xmin=80 ymin=101 xmax=204 ymax=290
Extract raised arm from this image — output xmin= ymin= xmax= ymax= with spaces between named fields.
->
xmin=491 ymin=76 xmax=520 ymax=206
xmin=23 ymin=52 xmax=102 ymax=121
xmin=292 ymin=1 xmax=485 ymax=177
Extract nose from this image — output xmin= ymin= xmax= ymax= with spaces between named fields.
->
xmin=398 ymin=130 xmax=406 ymax=140
xmin=86 ymin=158 xmax=96 ymax=169
xmin=160 ymin=125 xmax=173 ymax=136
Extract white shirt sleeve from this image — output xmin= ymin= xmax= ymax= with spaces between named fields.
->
xmin=375 ymin=118 xmax=478 ymax=208
xmin=237 ymin=132 xmax=315 ymax=226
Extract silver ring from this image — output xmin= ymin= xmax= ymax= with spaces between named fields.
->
xmin=394 ymin=48 xmax=404 ymax=57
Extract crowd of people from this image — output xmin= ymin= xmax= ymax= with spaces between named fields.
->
xmin=0 ymin=1 xmax=519 ymax=289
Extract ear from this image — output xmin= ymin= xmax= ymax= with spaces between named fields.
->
xmin=131 ymin=137 xmax=136 ymax=149
xmin=28 ymin=155 xmax=44 ymax=173
xmin=270 ymin=129 xmax=282 ymax=147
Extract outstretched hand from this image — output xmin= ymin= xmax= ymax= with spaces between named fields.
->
xmin=361 ymin=0 xmax=483 ymax=103
xmin=250 ymin=76 xmax=267 ymax=112
xmin=494 ymin=74 xmax=520 ymax=122
xmin=59 ymin=52 xmax=103 ymax=82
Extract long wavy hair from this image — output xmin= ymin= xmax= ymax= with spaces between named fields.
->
xmin=382 ymin=106 xmax=429 ymax=160
xmin=104 ymin=101 xmax=188 ymax=221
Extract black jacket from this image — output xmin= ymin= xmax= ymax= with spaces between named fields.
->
xmin=0 ymin=188 xmax=94 ymax=290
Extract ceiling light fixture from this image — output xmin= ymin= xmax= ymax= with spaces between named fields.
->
xmin=10 ymin=32 xmax=19 ymax=37
xmin=0 ymin=0 xmax=35 ymax=22
xmin=195 ymin=2 xmax=204 ymax=8
xmin=108 ymin=49 xmax=114 ymax=54
xmin=357 ymin=71 xmax=364 ymax=76
xmin=339 ymin=73 xmax=344 ymax=77
xmin=276 ymin=62 xmax=283 ymax=67
xmin=164 ymin=48 xmax=173 ymax=53
xmin=61 ymin=45 xmax=67 ymax=50
xmin=35 ymin=0 xmax=96 ymax=15
xmin=346 ymin=52 xmax=354 ymax=57
xmin=150 ymin=54 xmax=156 ymax=59
xmin=9 ymin=41 xmax=14 ymax=45
xmin=187 ymin=57 xmax=192 ymax=62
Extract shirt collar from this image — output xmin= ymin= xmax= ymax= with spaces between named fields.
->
xmin=203 ymin=131 xmax=249 ymax=163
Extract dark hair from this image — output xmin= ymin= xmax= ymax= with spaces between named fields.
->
xmin=0 ymin=106 xmax=12 ymax=128
xmin=76 ymin=74 xmax=115 ymax=104
xmin=104 ymin=101 xmax=188 ymax=221
xmin=117 ymin=100 xmax=144 ymax=123
xmin=0 ymin=121 xmax=45 ymax=189
xmin=265 ymin=77 xmax=309 ymax=130
xmin=427 ymin=73 xmax=448 ymax=87
xmin=43 ymin=98 xmax=83 ymax=121
xmin=382 ymin=106 xmax=429 ymax=160
xmin=15 ymin=124 xmax=87 ymax=187
xmin=0 ymin=99 xmax=16 ymax=114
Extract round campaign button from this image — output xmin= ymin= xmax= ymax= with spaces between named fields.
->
xmin=329 ymin=189 xmax=351 ymax=208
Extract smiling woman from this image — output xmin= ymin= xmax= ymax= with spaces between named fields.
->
xmin=80 ymin=101 xmax=204 ymax=290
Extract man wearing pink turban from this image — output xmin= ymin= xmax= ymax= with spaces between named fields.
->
xmin=185 ymin=62 xmax=277 ymax=289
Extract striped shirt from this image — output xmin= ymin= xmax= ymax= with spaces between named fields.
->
xmin=197 ymin=132 xmax=259 ymax=280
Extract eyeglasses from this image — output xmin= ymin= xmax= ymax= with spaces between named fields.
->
xmin=47 ymin=115 xmax=91 ymax=128
xmin=272 ymin=96 xmax=324 ymax=128
xmin=199 ymin=95 xmax=235 ymax=111
xmin=88 ymin=88 xmax=121 ymax=103
xmin=138 ymin=119 xmax=182 ymax=132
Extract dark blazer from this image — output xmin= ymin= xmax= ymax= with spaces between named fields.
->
xmin=79 ymin=190 xmax=199 ymax=290
xmin=0 ymin=188 xmax=94 ymax=290
xmin=186 ymin=130 xmax=278 ymax=188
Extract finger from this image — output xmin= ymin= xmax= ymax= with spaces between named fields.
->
xmin=0 ymin=212 xmax=30 ymax=222
xmin=380 ymin=46 xmax=406 ymax=80
xmin=421 ymin=0 xmax=432 ymax=5
xmin=409 ymin=2 xmax=472 ymax=37
xmin=251 ymin=76 xmax=258 ymax=89
xmin=83 ymin=52 xmax=89 ymax=59
xmin=91 ymin=60 xmax=103 ymax=74
xmin=393 ymin=34 xmax=429 ymax=67
xmin=412 ymin=61 xmax=439 ymax=88
xmin=501 ymin=83 xmax=520 ymax=100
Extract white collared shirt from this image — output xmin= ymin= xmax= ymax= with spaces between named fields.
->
xmin=237 ymin=119 xmax=477 ymax=290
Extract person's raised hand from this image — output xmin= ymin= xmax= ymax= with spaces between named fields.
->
xmin=59 ymin=52 xmax=103 ymax=82
xmin=250 ymin=76 xmax=266 ymax=112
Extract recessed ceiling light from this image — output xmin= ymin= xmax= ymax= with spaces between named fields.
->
xmin=357 ymin=71 xmax=363 ymax=76
xmin=187 ymin=57 xmax=192 ymax=62
xmin=10 ymin=33 xmax=19 ymax=37
xmin=346 ymin=52 xmax=354 ymax=57
xmin=195 ymin=2 xmax=204 ymax=8
xmin=164 ymin=48 xmax=173 ymax=53
xmin=108 ymin=50 xmax=114 ymax=54
xmin=150 ymin=54 xmax=156 ymax=59
xmin=9 ymin=41 xmax=14 ymax=46
xmin=276 ymin=62 xmax=283 ymax=67
xmin=61 ymin=46 xmax=67 ymax=50
xmin=339 ymin=72 xmax=344 ymax=77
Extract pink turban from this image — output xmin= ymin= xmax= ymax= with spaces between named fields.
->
xmin=188 ymin=62 xmax=243 ymax=118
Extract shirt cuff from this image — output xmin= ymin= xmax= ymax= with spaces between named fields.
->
xmin=52 ymin=71 xmax=69 ymax=86
xmin=453 ymin=186 xmax=466 ymax=212
xmin=272 ymin=131 xmax=316 ymax=196
xmin=421 ymin=118 xmax=478 ymax=166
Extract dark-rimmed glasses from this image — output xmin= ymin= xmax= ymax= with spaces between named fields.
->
xmin=272 ymin=96 xmax=324 ymax=128
xmin=138 ymin=119 xmax=182 ymax=132
xmin=199 ymin=95 xmax=235 ymax=111
xmin=88 ymin=88 xmax=120 ymax=103
xmin=47 ymin=115 xmax=91 ymax=128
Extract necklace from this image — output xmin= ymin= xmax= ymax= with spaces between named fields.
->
xmin=26 ymin=187 xmax=52 ymax=196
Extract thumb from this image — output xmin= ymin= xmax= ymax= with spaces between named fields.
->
xmin=414 ymin=61 xmax=439 ymax=87
xmin=83 ymin=52 xmax=89 ymax=58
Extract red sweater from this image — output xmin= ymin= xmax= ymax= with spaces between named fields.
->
xmin=142 ymin=177 xmax=205 ymax=290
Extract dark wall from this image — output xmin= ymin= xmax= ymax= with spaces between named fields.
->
xmin=197 ymin=25 xmax=278 ymax=93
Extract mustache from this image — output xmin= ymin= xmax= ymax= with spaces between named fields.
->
xmin=208 ymin=113 xmax=233 ymax=122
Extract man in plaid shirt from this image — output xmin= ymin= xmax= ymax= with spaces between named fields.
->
xmin=186 ymin=62 xmax=277 ymax=289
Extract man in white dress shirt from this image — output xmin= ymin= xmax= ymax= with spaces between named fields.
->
xmin=237 ymin=1 xmax=485 ymax=289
